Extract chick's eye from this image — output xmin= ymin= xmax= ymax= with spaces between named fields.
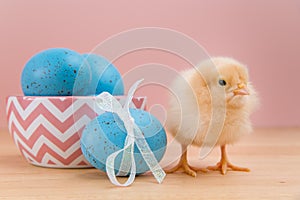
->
xmin=218 ymin=79 xmax=227 ymax=86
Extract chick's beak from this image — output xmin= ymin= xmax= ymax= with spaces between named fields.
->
xmin=233 ymin=83 xmax=249 ymax=96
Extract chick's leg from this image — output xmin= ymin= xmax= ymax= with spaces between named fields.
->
xmin=207 ymin=145 xmax=250 ymax=175
xmin=165 ymin=146 xmax=208 ymax=177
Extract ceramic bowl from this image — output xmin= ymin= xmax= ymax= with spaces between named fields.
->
xmin=6 ymin=96 xmax=146 ymax=168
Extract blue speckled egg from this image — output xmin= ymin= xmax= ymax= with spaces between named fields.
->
xmin=82 ymin=53 xmax=124 ymax=95
xmin=80 ymin=108 xmax=167 ymax=175
xmin=21 ymin=48 xmax=91 ymax=96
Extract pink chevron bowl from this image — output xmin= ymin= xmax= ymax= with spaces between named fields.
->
xmin=6 ymin=96 xmax=147 ymax=168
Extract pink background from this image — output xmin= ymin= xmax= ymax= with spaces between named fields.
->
xmin=1 ymin=0 xmax=300 ymax=129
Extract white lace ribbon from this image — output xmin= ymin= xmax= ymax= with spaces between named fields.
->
xmin=95 ymin=79 xmax=166 ymax=187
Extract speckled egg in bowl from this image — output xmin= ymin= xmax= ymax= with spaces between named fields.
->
xmin=6 ymin=96 xmax=146 ymax=168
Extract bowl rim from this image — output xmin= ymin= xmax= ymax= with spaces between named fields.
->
xmin=6 ymin=95 xmax=147 ymax=100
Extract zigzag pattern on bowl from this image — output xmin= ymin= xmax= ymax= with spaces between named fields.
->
xmin=6 ymin=96 xmax=146 ymax=168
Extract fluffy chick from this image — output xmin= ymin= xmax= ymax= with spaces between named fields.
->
xmin=165 ymin=57 xmax=259 ymax=177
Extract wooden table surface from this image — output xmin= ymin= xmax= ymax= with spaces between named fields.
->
xmin=1 ymin=128 xmax=299 ymax=200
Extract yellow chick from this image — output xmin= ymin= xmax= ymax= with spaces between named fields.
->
xmin=165 ymin=57 xmax=259 ymax=177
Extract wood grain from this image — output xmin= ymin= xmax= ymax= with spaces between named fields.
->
xmin=0 ymin=128 xmax=299 ymax=200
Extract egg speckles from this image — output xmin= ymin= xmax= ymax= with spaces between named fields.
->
xmin=82 ymin=54 xmax=124 ymax=95
xmin=21 ymin=48 xmax=91 ymax=96
xmin=80 ymin=108 xmax=167 ymax=175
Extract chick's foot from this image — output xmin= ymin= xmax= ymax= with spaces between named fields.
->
xmin=207 ymin=145 xmax=250 ymax=175
xmin=165 ymin=150 xmax=208 ymax=177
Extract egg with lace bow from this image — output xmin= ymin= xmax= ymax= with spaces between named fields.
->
xmin=80 ymin=108 xmax=167 ymax=175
